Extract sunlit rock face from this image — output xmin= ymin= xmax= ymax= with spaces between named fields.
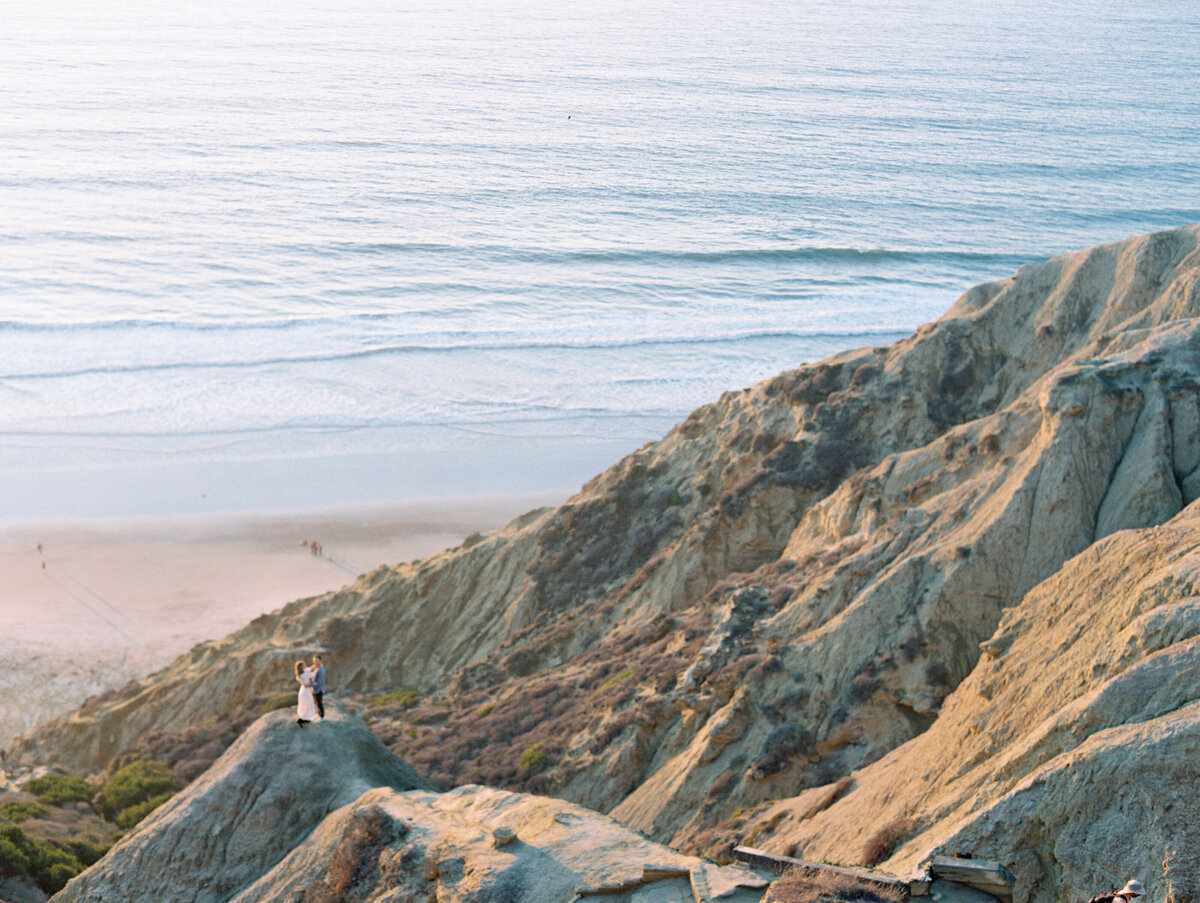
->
xmin=26 ymin=226 xmax=1200 ymax=903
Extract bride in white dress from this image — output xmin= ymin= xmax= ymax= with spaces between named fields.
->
xmin=295 ymin=661 xmax=321 ymax=725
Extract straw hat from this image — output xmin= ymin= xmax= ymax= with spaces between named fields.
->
xmin=1119 ymin=880 xmax=1144 ymax=897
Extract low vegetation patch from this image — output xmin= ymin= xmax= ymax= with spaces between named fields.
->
xmin=587 ymin=667 xmax=633 ymax=700
xmin=114 ymin=791 xmax=177 ymax=829
xmin=860 ymin=817 xmax=917 ymax=867
xmin=96 ymin=760 xmax=179 ymax=824
xmin=765 ymin=868 xmax=906 ymax=903
xmin=0 ymin=825 xmax=85 ymax=894
xmin=0 ymin=800 xmax=50 ymax=823
xmin=369 ymin=611 xmax=705 ymax=794
xmin=25 ymin=774 xmax=93 ymax=807
xmin=517 ymin=740 xmax=549 ymax=774
xmin=61 ymin=836 xmax=110 ymax=867
xmin=108 ymin=698 xmax=263 ymax=785
xmin=369 ymin=689 xmax=419 ymax=710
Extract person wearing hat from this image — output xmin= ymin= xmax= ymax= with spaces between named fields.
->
xmin=1115 ymin=880 xmax=1144 ymax=901
xmin=1090 ymin=879 xmax=1144 ymax=903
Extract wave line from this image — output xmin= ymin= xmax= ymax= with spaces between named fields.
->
xmin=0 ymin=327 xmax=909 ymax=382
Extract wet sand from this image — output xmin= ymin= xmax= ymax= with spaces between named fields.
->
xmin=0 ymin=493 xmax=560 ymax=748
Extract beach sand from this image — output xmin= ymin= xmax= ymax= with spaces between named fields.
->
xmin=0 ymin=493 xmax=560 ymax=749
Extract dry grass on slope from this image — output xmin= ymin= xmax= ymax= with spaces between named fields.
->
xmin=364 ymin=612 xmax=708 ymax=801
xmin=765 ymin=868 xmax=906 ymax=903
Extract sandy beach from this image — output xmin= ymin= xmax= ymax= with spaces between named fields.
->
xmin=0 ymin=493 xmax=560 ymax=748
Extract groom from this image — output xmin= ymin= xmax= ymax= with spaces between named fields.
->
xmin=311 ymin=655 xmax=326 ymax=719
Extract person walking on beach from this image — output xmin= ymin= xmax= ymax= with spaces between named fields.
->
xmin=311 ymin=655 xmax=326 ymax=719
xmin=1088 ymin=879 xmax=1144 ymax=903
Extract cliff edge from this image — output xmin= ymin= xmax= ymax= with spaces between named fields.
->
xmin=51 ymin=708 xmax=768 ymax=903
xmin=51 ymin=708 xmax=431 ymax=903
xmin=22 ymin=225 xmax=1200 ymax=903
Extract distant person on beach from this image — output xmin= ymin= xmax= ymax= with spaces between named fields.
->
xmin=1088 ymin=879 xmax=1144 ymax=903
xmin=311 ymin=655 xmax=326 ymax=719
xmin=295 ymin=660 xmax=321 ymax=726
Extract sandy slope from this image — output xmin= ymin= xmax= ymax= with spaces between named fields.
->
xmin=0 ymin=494 xmax=557 ymax=748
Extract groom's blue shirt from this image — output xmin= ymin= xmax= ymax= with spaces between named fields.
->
xmin=313 ymin=666 xmax=326 ymax=694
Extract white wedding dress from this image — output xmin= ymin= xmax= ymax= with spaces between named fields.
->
xmin=297 ymin=668 xmax=320 ymax=722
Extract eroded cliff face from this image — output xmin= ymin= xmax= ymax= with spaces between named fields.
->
xmin=23 ymin=226 xmax=1200 ymax=903
xmin=735 ymin=503 xmax=1200 ymax=903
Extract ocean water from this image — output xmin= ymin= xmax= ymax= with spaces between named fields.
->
xmin=1 ymin=0 xmax=1198 ymax=517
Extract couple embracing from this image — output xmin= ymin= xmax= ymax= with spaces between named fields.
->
xmin=295 ymin=655 xmax=326 ymax=726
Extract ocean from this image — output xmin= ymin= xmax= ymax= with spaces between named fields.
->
xmin=2 ymin=0 xmax=1198 ymax=517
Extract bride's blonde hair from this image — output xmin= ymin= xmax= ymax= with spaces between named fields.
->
xmin=294 ymin=661 xmax=306 ymax=681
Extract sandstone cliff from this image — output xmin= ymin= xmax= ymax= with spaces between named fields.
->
xmin=52 ymin=709 xmax=769 ymax=903
xmin=22 ymin=225 xmax=1200 ymax=903
xmin=735 ymin=501 xmax=1200 ymax=903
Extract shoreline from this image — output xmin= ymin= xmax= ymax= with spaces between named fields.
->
xmin=0 ymin=428 xmax=667 ymax=520
xmin=1 ymin=491 xmax=563 ymax=749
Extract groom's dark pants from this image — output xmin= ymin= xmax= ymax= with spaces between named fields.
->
xmin=315 ymin=693 xmax=324 ymax=718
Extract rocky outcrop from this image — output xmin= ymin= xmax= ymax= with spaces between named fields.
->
xmin=52 ymin=710 xmax=769 ymax=903
xmin=22 ymin=226 xmax=1200 ymax=903
xmin=52 ymin=708 xmax=431 ymax=903
xmin=230 ymin=786 xmax=769 ymax=903
xmin=734 ymin=501 xmax=1200 ymax=903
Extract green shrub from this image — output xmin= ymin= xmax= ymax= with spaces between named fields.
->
xmin=586 ymin=667 xmax=633 ymax=701
xmin=262 ymin=692 xmax=297 ymax=713
xmin=0 ymin=825 xmax=84 ymax=893
xmin=63 ymin=837 xmax=110 ymax=866
xmin=115 ymin=792 xmax=176 ymax=830
xmin=96 ymin=760 xmax=178 ymax=822
xmin=0 ymin=832 xmax=32 ymax=875
xmin=369 ymin=689 xmax=419 ymax=709
xmin=517 ymin=740 xmax=548 ymax=774
xmin=25 ymin=774 xmax=93 ymax=806
xmin=0 ymin=800 xmax=50 ymax=822
xmin=42 ymin=861 xmax=78 ymax=893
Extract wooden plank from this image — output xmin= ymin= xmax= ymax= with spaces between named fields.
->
xmin=928 ymin=858 xmax=1014 ymax=903
xmin=733 ymin=846 xmax=909 ymax=898
xmin=690 ymin=866 xmax=714 ymax=903
xmin=929 ymin=860 xmax=1014 ymax=885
